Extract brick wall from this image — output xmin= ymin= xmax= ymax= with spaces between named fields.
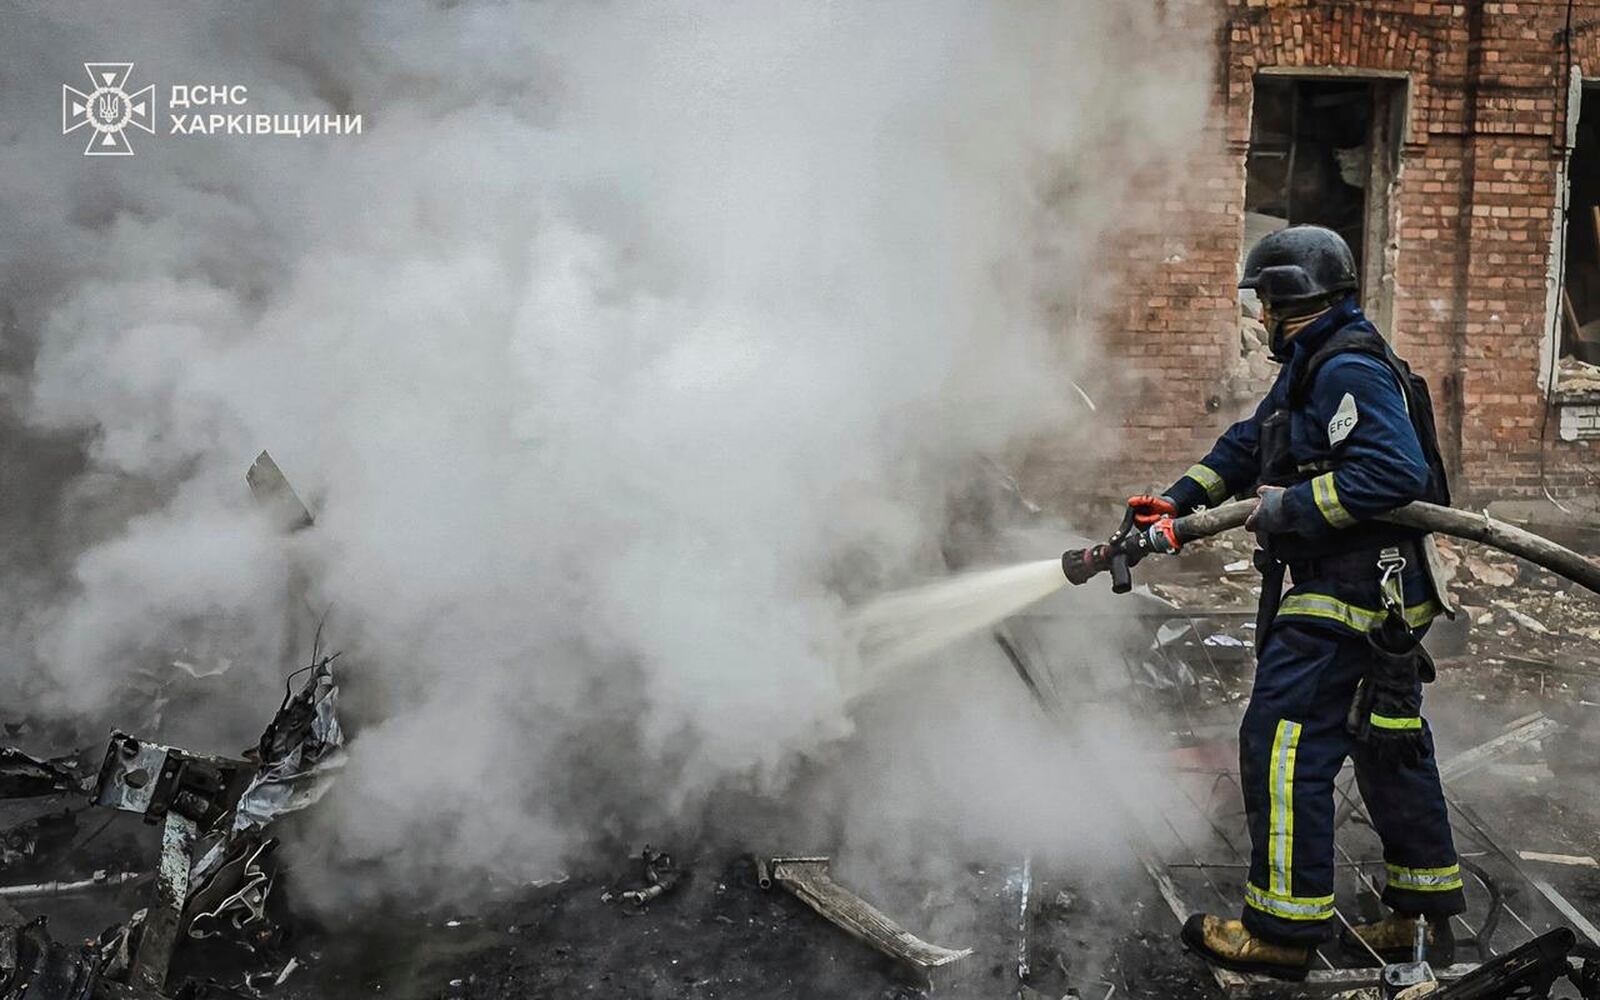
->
xmin=1050 ymin=1 xmax=1600 ymax=505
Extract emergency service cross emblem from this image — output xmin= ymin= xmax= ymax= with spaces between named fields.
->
xmin=62 ymin=63 xmax=155 ymax=156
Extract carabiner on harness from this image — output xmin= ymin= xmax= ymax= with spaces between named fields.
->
xmin=1376 ymin=546 xmax=1407 ymax=616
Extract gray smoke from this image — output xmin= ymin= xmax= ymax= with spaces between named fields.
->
xmin=0 ymin=1 xmax=1211 ymax=908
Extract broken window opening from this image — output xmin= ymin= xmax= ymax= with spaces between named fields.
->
xmin=1237 ymin=75 xmax=1404 ymax=372
xmin=1558 ymin=85 xmax=1600 ymax=394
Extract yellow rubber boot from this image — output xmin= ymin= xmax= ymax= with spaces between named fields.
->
xmin=1180 ymin=913 xmax=1313 ymax=981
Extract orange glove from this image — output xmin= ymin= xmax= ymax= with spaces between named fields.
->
xmin=1126 ymin=494 xmax=1177 ymax=528
xmin=1146 ymin=514 xmax=1181 ymax=553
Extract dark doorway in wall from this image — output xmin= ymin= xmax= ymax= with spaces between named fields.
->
xmin=1243 ymin=75 xmax=1404 ymax=329
xmin=1560 ymin=86 xmax=1600 ymax=372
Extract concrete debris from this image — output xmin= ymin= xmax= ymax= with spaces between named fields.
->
xmin=1559 ymin=355 xmax=1600 ymax=394
xmin=1465 ymin=556 xmax=1517 ymax=589
xmin=1235 ymin=315 xmax=1276 ymax=384
xmin=1431 ymin=536 xmax=1464 ymax=586
xmin=1492 ymin=601 xmax=1550 ymax=634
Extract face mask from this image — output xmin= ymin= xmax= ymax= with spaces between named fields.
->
xmin=1264 ymin=300 xmax=1332 ymax=361
xmin=1262 ymin=301 xmax=1289 ymax=361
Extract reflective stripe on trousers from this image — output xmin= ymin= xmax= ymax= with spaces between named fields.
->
xmin=1244 ymin=882 xmax=1336 ymax=921
xmin=1267 ymin=720 xmax=1301 ymax=896
xmin=1244 ymin=719 xmax=1335 ymax=922
xmin=1386 ymin=863 xmax=1464 ymax=892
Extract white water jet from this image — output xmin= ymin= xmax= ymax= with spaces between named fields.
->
xmin=845 ymin=559 xmax=1067 ymax=689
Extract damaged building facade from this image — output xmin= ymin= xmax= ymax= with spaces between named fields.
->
xmin=1101 ymin=1 xmax=1600 ymax=500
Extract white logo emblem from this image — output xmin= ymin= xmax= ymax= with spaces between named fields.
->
xmin=1328 ymin=392 xmax=1359 ymax=445
xmin=63 ymin=63 xmax=154 ymax=156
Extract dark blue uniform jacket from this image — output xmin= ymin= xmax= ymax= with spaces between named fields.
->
xmin=1162 ymin=297 xmax=1441 ymax=633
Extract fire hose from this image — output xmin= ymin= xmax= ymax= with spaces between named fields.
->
xmin=1062 ymin=498 xmax=1600 ymax=597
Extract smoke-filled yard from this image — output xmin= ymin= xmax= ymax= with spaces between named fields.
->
xmin=5 ymin=2 xmax=1600 ymax=999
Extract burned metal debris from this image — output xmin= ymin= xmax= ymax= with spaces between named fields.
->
xmin=0 ymin=655 xmax=343 ymax=1000
xmin=244 ymin=453 xmax=313 ymax=534
xmin=2 ymin=471 xmax=1598 ymax=1000
xmin=760 ymin=856 xmax=972 ymax=972
xmin=0 ymin=753 xmax=86 ymax=804
xmin=602 ymin=846 xmax=683 ymax=909
xmin=0 ymin=813 xmax=78 ymax=873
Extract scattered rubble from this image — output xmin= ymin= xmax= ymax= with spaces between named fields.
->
xmin=603 ymin=847 xmax=683 ymax=909
xmin=0 ymin=752 xmax=86 ymax=803
xmin=1560 ymin=356 xmax=1600 ymax=395
xmin=1 ymin=470 xmax=1598 ymax=999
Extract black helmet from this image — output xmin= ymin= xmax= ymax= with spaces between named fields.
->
xmin=1239 ymin=225 xmax=1358 ymax=306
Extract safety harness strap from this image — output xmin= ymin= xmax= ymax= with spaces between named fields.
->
xmin=1255 ymin=555 xmax=1287 ymax=655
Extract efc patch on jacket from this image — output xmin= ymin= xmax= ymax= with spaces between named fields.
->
xmin=1328 ymin=392 xmax=1358 ymax=445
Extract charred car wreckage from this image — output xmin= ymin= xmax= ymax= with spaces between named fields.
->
xmin=0 ymin=650 xmax=340 ymax=1000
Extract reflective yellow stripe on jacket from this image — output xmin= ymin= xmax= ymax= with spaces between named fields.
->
xmin=1277 ymin=592 xmax=1441 ymax=632
xmin=1310 ymin=473 xmax=1356 ymax=528
xmin=1183 ymin=463 xmax=1227 ymax=505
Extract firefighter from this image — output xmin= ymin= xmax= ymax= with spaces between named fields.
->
xmin=1133 ymin=226 xmax=1465 ymax=980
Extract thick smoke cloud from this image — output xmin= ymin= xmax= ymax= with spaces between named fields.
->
xmin=0 ymin=2 xmax=1211 ymax=907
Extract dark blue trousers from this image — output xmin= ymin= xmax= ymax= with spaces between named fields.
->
xmin=1239 ymin=622 xmax=1465 ymax=944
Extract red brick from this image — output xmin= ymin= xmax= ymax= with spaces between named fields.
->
xmin=1077 ymin=0 xmax=1600 ymax=503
